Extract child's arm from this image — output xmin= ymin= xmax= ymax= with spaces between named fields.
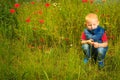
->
xmin=93 ymin=42 xmax=108 ymax=48
xmin=81 ymin=39 xmax=94 ymax=44
xmin=81 ymin=32 xmax=94 ymax=45
xmin=98 ymin=42 xmax=108 ymax=47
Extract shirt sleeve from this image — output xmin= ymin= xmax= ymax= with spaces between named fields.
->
xmin=102 ymin=32 xmax=108 ymax=42
xmin=81 ymin=32 xmax=86 ymax=40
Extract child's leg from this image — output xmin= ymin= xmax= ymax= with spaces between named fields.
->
xmin=91 ymin=47 xmax=98 ymax=63
xmin=82 ymin=44 xmax=90 ymax=63
xmin=97 ymin=47 xmax=108 ymax=67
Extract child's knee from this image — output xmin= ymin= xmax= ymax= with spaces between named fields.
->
xmin=82 ymin=44 xmax=89 ymax=50
xmin=97 ymin=47 xmax=106 ymax=55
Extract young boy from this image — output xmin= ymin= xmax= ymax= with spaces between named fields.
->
xmin=81 ymin=13 xmax=108 ymax=68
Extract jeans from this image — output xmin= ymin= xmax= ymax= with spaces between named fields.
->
xmin=82 ymin=44 xmax=108 ymax=62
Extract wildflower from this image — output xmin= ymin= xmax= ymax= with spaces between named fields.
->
xmin=108 ymin=52 xmax=113 ymax=56
xmin=108 ymin=36 xmax=115 ymax=40
xmin=90 ymin=0 xmax=94 ymax=4
xmin=102 ymin=0 xmax=106 ymax=2
xmin=31 ymin=1 xmax=35 ymax=4
xmin=61 ymin=36 xmax=64 ymax=40
xmin=39 ymin=19 xmax=44 ymax=24
xmin=38 ymin=46 xmax=42 ymax=50
xmin=45 ymin=3 xmax=50 ymax=7
xmin=41 ymin=27 xmax=47 ymax=30
xmin=106 ymin=15 xmax=110 ymax=18
xmin=14 ymin=3 xmax=20 ymax=8
xmin=32 ymin=10 xmax=42 ymax=15
xmin=52 ymin=3 xmax=57 ymax=7
xmin=10 ymin=9 xmax=15 ymax=14
xmin=101 ymin=14 xmax=105 ymax=18
xmin=28 ymin=44 xmax=35 ymax=49
xmin=70 ymin=44 xmax=73 ymax=47
xmin=95 ymin=9 xmax=99 ymax=13
xmin=32 ymin=27 xmax=38 ymax=31
xmin=64 ymin=38 xmax=69 ymax=41
xmin=31 ymin=46 xmax=35 ymax=49
xmin=82 ymin=0 xmax=88 ymax=3
xmin=38 ymin=10 xmax=42 ymax=14
xmin=26 ymin=18 xmax=31 ymax=23
xmin=40 ymin=38 xmax=44 ymax=43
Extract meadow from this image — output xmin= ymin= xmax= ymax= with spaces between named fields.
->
xmin=0 ymin=0 xmax=120 ymax=80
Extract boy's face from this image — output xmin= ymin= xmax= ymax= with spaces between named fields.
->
xmin=86 ymin=19 xmax=99 ymax=30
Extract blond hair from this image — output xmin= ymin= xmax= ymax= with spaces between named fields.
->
xmin=85 ymin=13 xmax=99 ymax=22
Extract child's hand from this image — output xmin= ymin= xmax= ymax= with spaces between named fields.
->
xmin=87 ymin=39 xmax=94 ymax=45
xmin=93 ymin=42 xmax=99 ymax=48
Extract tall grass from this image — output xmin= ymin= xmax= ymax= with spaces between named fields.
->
xmin=0 ymin=0 xmax=120 ymax=80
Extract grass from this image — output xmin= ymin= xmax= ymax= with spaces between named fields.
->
xmin=0 ymin=0 xmax=120 ymax=80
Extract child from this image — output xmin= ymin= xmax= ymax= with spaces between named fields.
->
xmin=81 ymin=13 xmax=108 ymax=68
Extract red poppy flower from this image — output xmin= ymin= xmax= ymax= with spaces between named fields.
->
xmin=31 ymin=2 xmax=35 ymax=4
xmin=26 ymin=18 xmax=31 ymax=23
xmin=64 ymin=38 xmax=69 ymax=41
xmin=82 ymin=0 xmax=88 ymax=3
xmin=14 ymin=3 xmax=20 ymax=8
xmin=40 ymin=38 xmax=44 ymax=43
xmin=39 ymin=19 xmax=44 ymax=24
xmin=45 ymin=3 xmax=50 ymax=7
xmin=38 ymin=10 xmax=42 ymax=14
xmin=90 ymin=0 xmax=94 ymax=4
xmin=10 ymin=9 xmax=15 ymax=14
xmin=95 ymin=9 xmax=99 ymax=13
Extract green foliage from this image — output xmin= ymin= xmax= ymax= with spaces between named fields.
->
xmin=0 ymin=0 xmax=19 ymax=40
xmin=0 ymin=0 xmax=120 ymax=80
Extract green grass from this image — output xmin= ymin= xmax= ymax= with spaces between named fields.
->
xmin=0 ymin=0 xmax=120 ymax=80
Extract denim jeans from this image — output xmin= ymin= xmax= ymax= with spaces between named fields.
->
xmin=82 ymin=44 xmax=108 ymax=62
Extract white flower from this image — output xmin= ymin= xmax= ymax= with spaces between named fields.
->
xmin=70 ymin=44 xmax=73 ymax=47
xmin=52 ymin=3 xmax=57 ymax=7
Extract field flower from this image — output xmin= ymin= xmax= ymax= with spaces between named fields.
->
xmin=26 ymin=18 xmax=31 ymax=23
xmin=38 ymin=10 xmax=42 ymax=14
xmin=28 ymin=44 xmax=35 ymax=49
xmin=61 ymin=36 xmax=64 ymax=40
xmin=106 ymin=15 xmax=110 ymax=18
xmin=101 ymin=14 xmax=105 ymax=17
xmin=45 ymin=3 xmax=50 ymax=7
xmin=52 ymin=3 xmax=57 ymax=7
xmin=82 ymin=0 xmax=88 ymax=3
xmin=64 ymin=38 xmax=69 ymax=41
xmin=102 ymin=0 xmax=106 ymax=2
xmin=32 ymin=27 xmax=38 ymax=31
xmin=107 ymin=36 xmax=115 ymax=40
xmin=39 ymin=19 xmax=44 ymax=24
xmin=32 ymin=10 xmax=42 ymax=15
xmin=14 ymin=3 xmax=20 ymax=8
xmin=95 ymin=9 xmax=99 ymax=13
xmin=38 ymin=46 xmax=42 ymax=50
xmin=10 ymin=9 xmax=15 ymax=14
xmin=70 ymin=44 xmax=73 ymax=47
xmin=41 ymin=27 xmax=47 ymax=30
xmin=90 ymin=0 xmax=94 ymax=4
xmin=40 ymin=38 xmax=45 ymax=43
xmin=31 ymin=2 xmax=35 ymax=4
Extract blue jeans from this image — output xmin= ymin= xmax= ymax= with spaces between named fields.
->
xmin=82 ymin=44 xmax=108 ymax=62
